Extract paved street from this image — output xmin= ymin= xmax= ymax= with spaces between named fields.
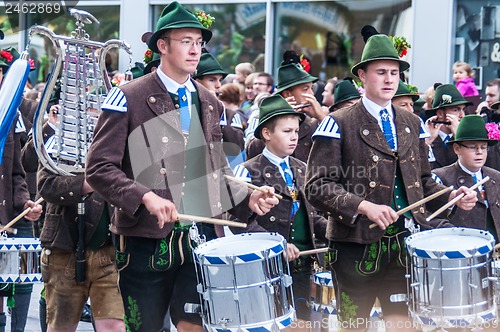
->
xmin=5 ymin=282 xmax=94 ymax=332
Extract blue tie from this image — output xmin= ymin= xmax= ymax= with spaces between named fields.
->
xmin=443 ymin=135 xmax=450 ymax=147
xmin=472 ymin=174 xmax=478 ymax=183
xmin=280 ymin=161 xmax=299 ymax=220
xmin=177 ymin=86 xmax=190 ymax=133
xmin=380 ymin=109 xmax=395 ymax=150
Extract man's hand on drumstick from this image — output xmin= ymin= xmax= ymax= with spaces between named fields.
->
xmin=449 ymin=186 xmax=477 ymax=211
xmin=285 ymin=243 xmax=300 ymax=262
xmin=357 ymin=200 xmax=398 ymax=231
xmin=23 ymin=200 xmax=43 ymax=221
xmin=249 ymin=186 xmax=279 ymax=215
xmin=142 ymin=191 xmax=178 ymax=229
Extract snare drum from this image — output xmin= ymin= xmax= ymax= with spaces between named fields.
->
xmin=406 ymin=228 xmax=496 ymax=329
xmin=0 ymin=238 xmax=42 ymax=283
xmin=193 ymin=233 xmax=295 ymax=332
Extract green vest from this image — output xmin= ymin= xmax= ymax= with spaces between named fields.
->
xmin=87 ymin=203 xmax=110 ymax=250
xmin=291 ymin=201 xmax=313 ymax=251
xmin=385 ymin=164 xmax=410 ymax=235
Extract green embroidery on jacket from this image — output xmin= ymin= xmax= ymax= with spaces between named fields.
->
xmin=156 ymin=257 xmax=168 ymax=267
xmin=381 ymin=241 xmax=388 ymax=253
xmin=385 ymin=224 xmax=399 ymax=235
xmin=124 ymin=296 xmax=142 ymax=332
xmin=159 ymin=238 xmax=169 ymax=255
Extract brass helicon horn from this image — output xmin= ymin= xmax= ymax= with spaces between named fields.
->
xmin=28 ymin=8 xmax=133 ymax=176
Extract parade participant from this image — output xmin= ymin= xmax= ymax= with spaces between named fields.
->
xmin=424 ymin=84 xmax=471 ymax=169
xmin=246 ymin=51 xmax=326 ymax=163
xmin=85 ymin=2 xmax=278 ymax=331
xmin=0 ymin=45 xmax=43 ymax=332
xmin=330 ymin=79 xmax=361 ymax=112
xmin=305 ymin=29 xmax=477 ymax=331
xmin=232 ymin=94 xmax=327 ymax=326
xmin=392 ymin=80 xmax=419 ymax=114
xmin=432 ymin=115 xmax=500 ymax=242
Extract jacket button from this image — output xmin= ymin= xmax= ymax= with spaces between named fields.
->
xmin=162 ymin=137 xmax=169 ymax=143
xmin=148 ymin=96 xmax=156 ymax=103
xmin=419 ymin=207 xmax=425 ymax=214
xmin=410 ymin=157 xmax=415 ymax=162
xmin=415 ymin=182 xmax=420 ymax=188
xmin=338 ymin=215 xmax=343 ymax=220
xmin=208 ymin=105 xmax=214 ymax=111
xmin=369 ymin=181 xmax=376 ymax=188
xmin=297 ymin=169 xmax=302 ymax=174
xmin=45 ymin=249 xmax=51 ymax=255
xmin=269 ymin=216 xmax=276 ymax=222
xmin=405 ymin=127 xmax=411 ymax=133
xmin=69 ymin=192 xmax=74 ymax=196
xmin=372 ymin=155 xmax=379 ymax=162
xmin=60 ymin=197 xmax=64 ymax=201
xmin=363 ymin=129 xmax=369 ymax=136
xmin=459 ymin=178 xmax=465 ymax=184
xmin=160 ymin=168 xmax=167 ymax=175
xmin=209 ymin=143 xmax=214 ymax=149
xmin=265 ymin=173 xmax=271 ymax=178
xmin=213 ymin=173 xmax=218 ymax=179
xmin=175 ymin=104 xmax=180 ymax=109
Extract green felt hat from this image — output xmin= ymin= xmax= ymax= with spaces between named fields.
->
xmin=332 ymin=80 xmax=361 ymax=108
xmin=394 ymin=80 xmax=419 ymax=102
xmin=425 ymin=84 xmax=472 ymax=118
xmin=254 ymin=94 xmax=306 ymax=139
xmin=192 ymin=52 xmax=227 ymax=79
xmin=130 ymin=62 xmax=145 ymax=79
xmin=144 ymin=53 xmax=160 ymax=75
xmin=148 ymin=1 xmax=212 ymax=53
xmin=447 ymin=114 xmax=498 ymax=146
xmin=275 ymin=63 xmax=318 ymax=94
xmin=351 ymin=34 xmax=410 ymax=77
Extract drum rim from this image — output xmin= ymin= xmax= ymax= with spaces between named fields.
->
xmin=405 ymin=227 xmax=494 ymax=259
xmin=194 ymin=232 xmax=286 ymax=265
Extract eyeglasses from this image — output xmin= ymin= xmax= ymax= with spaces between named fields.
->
xmin=162 ymin=37 xmax=206 ymax=49
xmin=457 ymin=143 xmax=489 ymax=152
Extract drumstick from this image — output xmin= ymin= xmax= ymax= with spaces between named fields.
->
xmin=426 ymin=176 xmax=490 ymax=222
xmin=224 ymin=175 xmax=283 ymax=200
xmin=369 ymin=186 xmax=453 ymax=229
xmin=1 ymin=197 xmax=44 ymax=232
xmin=178 ymin=214 xmax=247 ymax=228
xmin=298 ymin=247 xmax=329 ymax=257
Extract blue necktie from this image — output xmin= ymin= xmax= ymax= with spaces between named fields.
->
xmin=177 ymin=86 xmax=190 ymax=133
xmin=443 ymin=135 xmax=450 ymax=147
xmin=280 ymin=161 xmax=299 ymax=220
xmin=380 ymin=109 xmax=395 ymax=150
xmin=472 ymin=174 xmax=478 ymax=183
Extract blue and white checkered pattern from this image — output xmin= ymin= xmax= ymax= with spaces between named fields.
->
xmin=411 ymin=307 xmax=497 ymax=329
xmin=0 ymin=239 xmax=42 ymax=252
xmin=406 ymin=228 xmax=495 ymax=259
xmin=209 ymin=308 xmax=295 ymax=332
xmin=313 ymin=272 xmax=334 ymax=287
xmin=195 ymin=233 xmax=286 ymax=265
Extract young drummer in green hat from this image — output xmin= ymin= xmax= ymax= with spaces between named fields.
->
xmin=432 ymin=115 xmax=500 ymax=242
xmin=232 ymin=94 xmax=327 ymax=325
xmin=424 ymin=83 xmax=472 ymax=169
xmin=305 ymin=28 xmax=477 ymax=331
xmin=86 ymin=2 xmax=279 ymax=331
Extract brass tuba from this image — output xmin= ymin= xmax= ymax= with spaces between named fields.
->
xmin=28 ymin=8 xmax=132 ymax=176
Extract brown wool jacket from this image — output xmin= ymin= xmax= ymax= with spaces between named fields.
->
xmin=86 ymin=73 xmax=250 ymax=239
xmin=230 ymin=154 xmax=327 ymax=246
xmin=432 ymin=162 xmax=500 ymax=240
xmin=305 ymin=100 xmax=448 ymax=244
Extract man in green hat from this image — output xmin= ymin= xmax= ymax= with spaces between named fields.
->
xmin=231 ymin=94 xmax=327 ymax=326
xmin=192 ymin=52 xmax=245 ymax=167
xmin=246 ymin=51 xmax=327 ymax=163
xmin=392 ymin=80 xmax=419 ymax=114
xmin=432 ymin=115 xmax=500 ymax=242
xmin=86 ymin=2 xmax=279 ymax=331
xmin=305 ymin=30 xmax=477 ymax=330
xmin=424 ymin=83 xmax=472 ymax=169
xmin=330 ymin=79 xmax=361 ymax=112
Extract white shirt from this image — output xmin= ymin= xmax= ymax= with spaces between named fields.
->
xmin=156 ymin=67 xmax=196 ymax=117
xmin=362 ymin=96 xmax=397 ymax=149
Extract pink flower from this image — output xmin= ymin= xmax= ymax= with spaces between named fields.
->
xmin=28 ymin=58 xmax=35 ymax=70
xmin=485 ymin=122 xmax=500 ymax=140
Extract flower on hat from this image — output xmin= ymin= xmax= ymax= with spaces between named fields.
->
xmin=442 ymin=94 xmax=452 ymax=104
xmin=389 ymin=36 xmax=411 ymax=58
xmin=0 ymin=50 xmax=13 ymax=63
xmin=485 ymin=122 xmax=500 ymax=140
xmin=144 ymin=49 xmax=153 ymax=65
xmin=28 ymin=58 xmax=35 ymax=70
xmin=300 ymin=54 xmax=311 ymax=73
xmin=196 ymin=10 xmax=215 ymax=29
xmin=407 ymin=84 xmax=418 ymax=94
